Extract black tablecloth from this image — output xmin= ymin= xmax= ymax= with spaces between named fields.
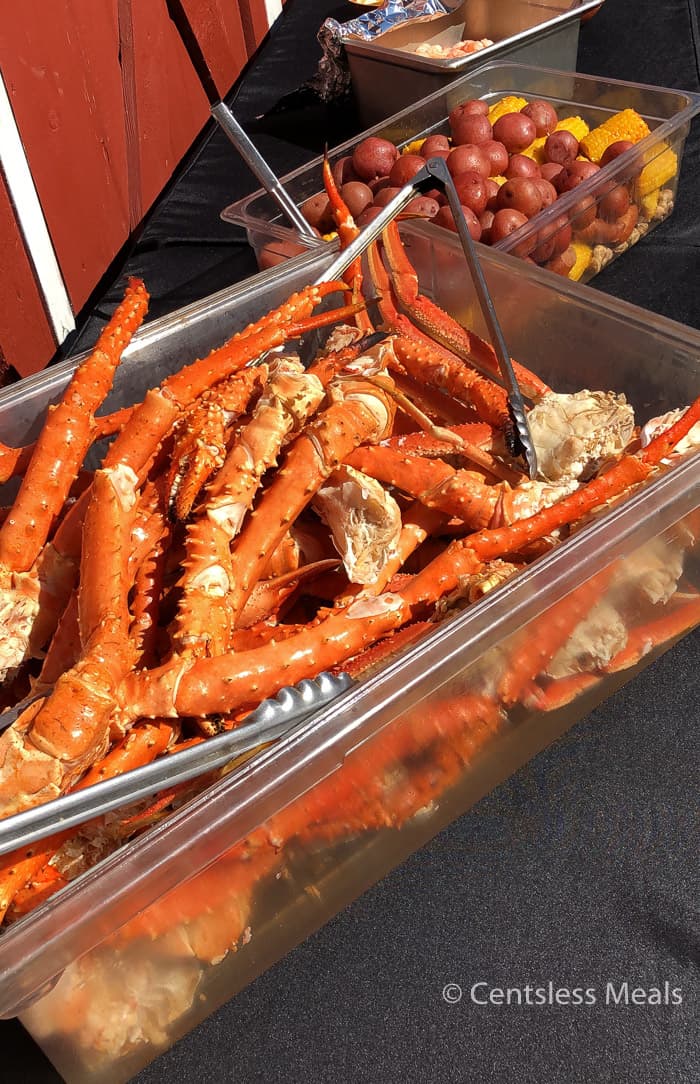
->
xmin=3 ymin=0 xmax=699 ymax=1080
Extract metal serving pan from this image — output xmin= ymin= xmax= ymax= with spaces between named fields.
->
xmin=345 ymin=0 xmax=604 ymax=124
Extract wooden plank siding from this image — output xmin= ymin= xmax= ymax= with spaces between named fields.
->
xmin=0 ymin=0 xmax=278 ymax=377
xmin=0 ymin=170 xmax=57 ymax=379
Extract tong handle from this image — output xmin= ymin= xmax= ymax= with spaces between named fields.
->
xmin=420 ymin=158 xmax=537 ymax=478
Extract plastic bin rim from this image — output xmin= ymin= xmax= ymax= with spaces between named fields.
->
xmin=221 ymin=60 xmax=700 ymax=240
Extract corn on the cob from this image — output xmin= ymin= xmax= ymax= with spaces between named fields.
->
xmin=640 ymin=190 xmax=660 ymax=219
xmin=487 ymin=96 xmax=528 ymax=125
xmin=555 ymin=116 xmax=590 ymax=143
xmin=579 ymin=108 xmax=651 ymax=162
xmin=638 ymin=146 xmax=677 ymax=197
xmin=402 ymin=137 xmax=428 ymax=156
xmin=569 ymin=241 xmax=592 ymax=281
xmin=521 ymin=136 xmax=547 ymax=163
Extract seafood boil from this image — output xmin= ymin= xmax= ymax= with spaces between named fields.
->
xmin=0 ymin=170 xmax=698 ymax=1063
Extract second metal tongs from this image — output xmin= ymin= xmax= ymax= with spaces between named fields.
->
xmin=318 ymin=156 xmax=538 ymax=478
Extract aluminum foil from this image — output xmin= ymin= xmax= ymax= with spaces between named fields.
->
xmin=328 ymin=2 xmax=455 ymax=44
xmin=315 ymin=2 xmax=458 ymax=101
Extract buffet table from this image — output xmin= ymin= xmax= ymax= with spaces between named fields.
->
xmin=2 ymin=0 xmax=699 ymax=1079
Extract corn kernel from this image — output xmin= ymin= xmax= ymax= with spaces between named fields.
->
xmin=521 ymin=136 xmax=547 ymax=163
xmin=579 ymin=108 xmax=651 ymax=163
xmin=640 ymin=190 xmax=660 ymax=218
xmin=569 ymin=241 xmax=592 ymax=281
xmin=638 ymin=146 xmax=677 ymax=197
xmin=487 ymin=96 xmax=529 ymax=125
xmin=555 ymin=116 xmax=590 ymax=143
xmin=402 ymin=138 xmax=428 ymax=156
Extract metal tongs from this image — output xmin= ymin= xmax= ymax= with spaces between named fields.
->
xmin=0 ymin=672 xmax=352 ymax=858
xmin=166 ymin=0 xmax=317 ymax=241
xmin=318 ymin=156 xmax=538 ymax=478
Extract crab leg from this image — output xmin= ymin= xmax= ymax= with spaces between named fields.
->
xmin=380 ymin=221 xmax=550 ymax=400
xmin=0 ymin=281 xmax=148 ymax=683
xmin=220 ymin=368 xmax=398 ymax=629
xmin=367 ymin=240 xmax=515 ymax=438
xmin=0 ymin=720 xmax=175 ymax=922
xmin=10 ymin=298 xmax=361 ymax=679
xmin=402 ymin=394 xmax=700 ymax=609
xmin=0 ymin=464 xmax=139 ymax=815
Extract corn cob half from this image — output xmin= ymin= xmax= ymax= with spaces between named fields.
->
xmin=579 ymin=108 xmax=651 ymax=163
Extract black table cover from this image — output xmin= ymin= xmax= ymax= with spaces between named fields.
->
xmin=2 ymin=1 xmax=699 ymax=1080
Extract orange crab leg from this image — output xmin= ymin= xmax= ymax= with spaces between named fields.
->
xmin=0 ymin=719 xmax=174 ymax=922
xmin=367 ymin=240 xmax=515 ymax=437
xmin=381 ymin=221 xmax=550 ymax=401
xmin=402 ymin=395 xmax=700 ymax=608
xmin=0 ymin=279 xmax=149 ymax=574
xmin=345 ymin=445 xmax=506 ymax=526
xmin=497 ymin=565 xmax=614 ymax=706
xmin=220 ymin=374 xmax=398 ymax=629
xmin=0 ymin=465 xmax=139 ymax=816
xmin=603 ymin=593 xmax=700 ymax=673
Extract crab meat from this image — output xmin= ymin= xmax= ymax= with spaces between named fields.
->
xmin=313 ymin=465 xmax=402 ymax=584
xmin=527 ymin=390 xmax=635 ymax=483
xmin=546 ymin=600 xmax=628 ymax=679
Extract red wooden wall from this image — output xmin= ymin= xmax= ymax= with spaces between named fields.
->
xmin=0 ymin=0 xmax=277 ymax=379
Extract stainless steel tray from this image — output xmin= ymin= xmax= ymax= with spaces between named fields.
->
xmin=345 ymin=0 xmax=603 ymax=124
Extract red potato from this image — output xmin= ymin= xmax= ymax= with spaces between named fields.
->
xmin=492 ymin=112 xmax=537 ymax=154
xmin=450 ymin=113 xmax=493 ymax=147
xmin=496 ymin=177 xmax=543 ymax=218
xmin=356 ymin=205 xmax=385 ymax=228
xmin=505 ymin=154 xmax=541 ymax=180
xmin=541 ymin=161 xmax=565 ymax=186
xmin=259 ymin=240 xmax=311 ymax=270
xmin=340 ymin=181 xmax=373 ymax=219
xmin=389 ymin=155 xmax=427 ymax=187
xmin=600 ymin=140 xmax=636 ymax=167
xmin=449 ymin=99 xmax=489 ymax=126
xmin=598 ymin=182 xmax=631 ymax=221
xmin=480 ymin=140 xmax=509 ymax=176
xmin=546 ymin=245 xmax=577 ymax=276
xmin=491 ymin=208 xmax=535 ymax=257
xmin=544 ymin=130 xmax=579 ymax=166
xmin=369 ymin=176 xmax=392 ymax=194
xmin=521 ymin=100 xmax=559 ymax=137
xmin=479 ymin=208 xmax=495 ymax=244
xmin=490 ymin=207 xmax=530 ymax=242
xmin=532 ymin=234 xmax=557 ymax=264
xmin=534 ymin=178 xmax=558 ymax=208
xmin=300 ymin=193 xmax=332 ymax=232
xmin=558 ymin=160 xmax=601 ymax=191
xmin=420 ymin=134 xmax=451 ymax=157
xmin=484 ymin=177 xmax=501 ymax=211
xmin=538 ymin=215 xmax=573 ymax=255
xmin=404 ymin=196 xmax=441 ymax=218
xmin=332 ymin=156 xmax=360 ymax=186
xmin=420 ymin=148 xmax=450 ymax=164
xmin=352 ymin=137 xmax=399 ymax=181
xmin=570 ymin=194 xmax=598 ymax=230
xmin=447 ymin=144 xmax=491 ymax=178
xmin=373 ymin=186 xmax=403 ymax=207
xmin=452 ymin=170 xmax=489 ymax=215
xmin=433 ymin=204 xmax=482 ymax=241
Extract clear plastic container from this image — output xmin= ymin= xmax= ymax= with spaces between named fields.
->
xmin=221 ymin=61 xmax=700 ymax=286
xmin=0 ymin=230 xmax=698 ymax=1082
